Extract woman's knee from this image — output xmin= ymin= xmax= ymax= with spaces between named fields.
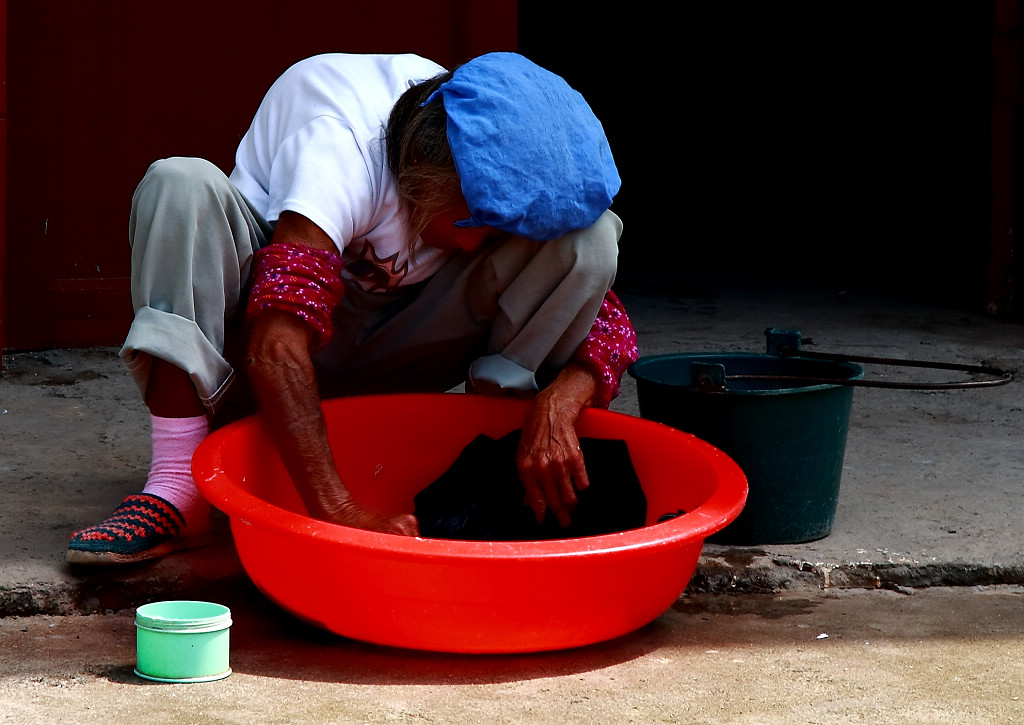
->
xmin=133 ymin=157 xmax=229 ymax=208
xmin=558 ymin=209 xmax=623 ymax=286
xmin=587 ymin=209 xmax=623 ymax=269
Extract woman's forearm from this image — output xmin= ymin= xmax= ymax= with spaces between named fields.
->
xmin=245 ymin=310 xmax=418 ymax=535
xmin=246 ymin=311 xmax=351 ymax=519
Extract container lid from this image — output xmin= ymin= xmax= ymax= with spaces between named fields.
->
xmin=628 ymin=352 xmax=864 ymax=396
xmin=135 ymin=600 xmax=232 ymax=632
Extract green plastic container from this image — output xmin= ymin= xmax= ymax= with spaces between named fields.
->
xmin=134 ymin=600 xmax=232 ymax=683
xmin=628 ymin=351 xmax=863 ymax=545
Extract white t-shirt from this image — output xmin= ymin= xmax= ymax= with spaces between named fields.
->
xmin=230 ymin=53 xmax=450 ymax=292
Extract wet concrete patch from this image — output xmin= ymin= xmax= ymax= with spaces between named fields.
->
xmin=673 ymin=592 xmax=822 ymax=620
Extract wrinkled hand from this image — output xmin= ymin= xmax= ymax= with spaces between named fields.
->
xmin=517 ymin=403 xmax=589 ymax=527
xmin=246 ymin=305 xmax=419 ymax=538
xmin=321 ymin=497 xmax=420 ymax=537
xmin=514 ymin=363 xmax=599 ymax=527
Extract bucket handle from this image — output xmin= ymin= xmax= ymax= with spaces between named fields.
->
xmin=754 ymin=328 xmax=1014 ymax=390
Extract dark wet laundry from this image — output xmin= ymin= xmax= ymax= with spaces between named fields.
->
xmin=414 ymin=430 xmax=648 ymax=541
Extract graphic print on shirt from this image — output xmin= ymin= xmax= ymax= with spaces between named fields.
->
xmin=343 ymin=239 xmax=410 ymax=292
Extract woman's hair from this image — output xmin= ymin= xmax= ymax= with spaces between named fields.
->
xmin=385 ymin=69 xmax=463 ymax=243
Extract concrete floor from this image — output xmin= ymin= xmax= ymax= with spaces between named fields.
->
xmin=2 ymin=587 xmax=1023 ymax=724
xmin=1 ymin=276 xmax=1023 ymax=722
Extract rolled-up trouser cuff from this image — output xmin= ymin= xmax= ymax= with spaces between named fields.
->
xmin=120 ymin=305 xmax=235 ymax=416
xmin=468 ymin=353 xmax=539 ymax=395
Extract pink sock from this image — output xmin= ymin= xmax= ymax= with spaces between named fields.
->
xmin=141 ymin=414 xmax=212 ymax=535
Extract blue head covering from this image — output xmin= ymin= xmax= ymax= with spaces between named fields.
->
xmin=424 ymin=52 xmax=620 ymax=241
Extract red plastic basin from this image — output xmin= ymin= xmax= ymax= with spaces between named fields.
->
xmin=192 ymin=393 xmax=747 ymax=653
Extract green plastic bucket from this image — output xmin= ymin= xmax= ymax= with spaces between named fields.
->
xmin=134 ymin=600 xmax=232 ymax=683
xmin=628 ymin=351 xmax=863 ymax=545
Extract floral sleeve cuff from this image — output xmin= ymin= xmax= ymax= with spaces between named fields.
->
xmin=573 ymin=289 xmax=639 ymax=409
xmin=245 ymin=242 xmax=345 ymax=353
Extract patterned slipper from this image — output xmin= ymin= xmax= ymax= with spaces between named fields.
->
xmin=67 ymin=493 xmax=208 ymax=565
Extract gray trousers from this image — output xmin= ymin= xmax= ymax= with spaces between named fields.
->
xmin=121 ymin=157 xmax=622 ymax=416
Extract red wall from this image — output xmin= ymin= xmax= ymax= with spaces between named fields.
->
xmin=2 ymin=0 xmax=517 ymax=350
xmin=0 ymin=0 xmax=7 ymax=350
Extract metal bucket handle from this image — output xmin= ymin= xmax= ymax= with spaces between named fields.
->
xmin=739 ymin=328 xmax=1015 ymax=391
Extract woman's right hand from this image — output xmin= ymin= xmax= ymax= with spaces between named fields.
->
xmin=246 ymin=212 xmax=420 ymax=538
xmin=247 ymin=310 xmax=419 ymax=536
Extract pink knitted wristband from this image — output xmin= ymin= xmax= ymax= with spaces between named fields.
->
xmin=245 ymin=242 xmax=345 ymax=352
xmin=573 ymin=290 xmax=639 ymax=409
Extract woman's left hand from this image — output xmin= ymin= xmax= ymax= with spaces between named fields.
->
xmin=516 ymin=363 xmax=598 ymax=527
